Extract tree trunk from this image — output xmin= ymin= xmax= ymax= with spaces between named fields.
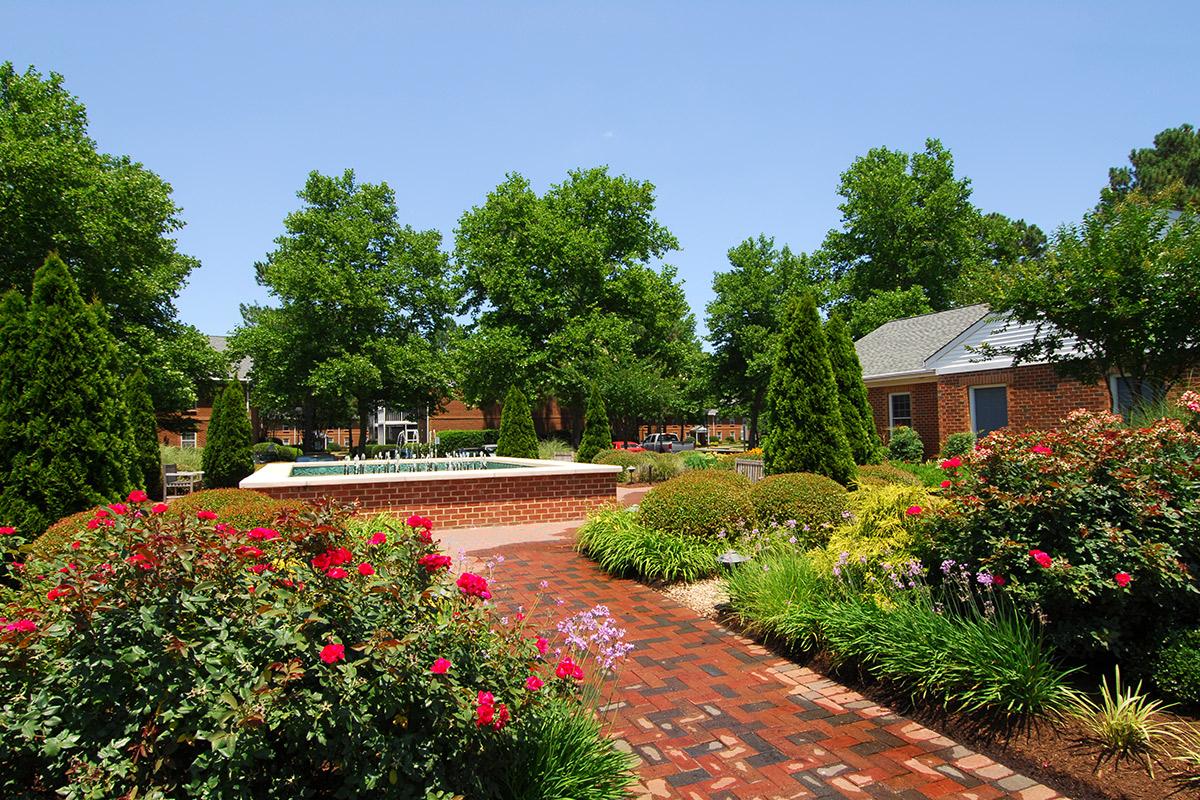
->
xmin=749 ymin=400 xmax=761 ymax=448
xmin=302 ymin=396 xmax=317 ymax=452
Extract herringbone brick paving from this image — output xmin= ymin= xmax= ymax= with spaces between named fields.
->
xmin=478 ymin=536 xmax=1065 ymax=800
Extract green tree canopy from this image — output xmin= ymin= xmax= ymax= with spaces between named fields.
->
xmin=824 ymin=314 xmax=881 ymax=465
xmin=454 ymin=168 xmax=699 ymax=431
xmin=762 ymin=292 xmax=855 ymax=485
xmin=706 ymin=235 xmax=812 ymax=446
xmin=0 ymin=254 xmax=136 ymax=536
xmin=841 ymin=286 xmax=934 ymax=340
xmin=576 ymin=383 xmax=612 ymax=463
xmin=202 ymin=382 xmax=254 ymax=489
xmin=988 ymin=191 xmax=1200 ymax=407
xmin=0 ymin=63 xmax=223 ymax=413
xmin=495 ymin=385 xmax=538 ymax=459
xmin=231 ymin=169 xmax=456 ymax=450
xmin=1106 ymin=124 xmax=1200 ymax=209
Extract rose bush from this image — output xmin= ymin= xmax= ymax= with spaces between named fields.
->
xmin=931 ymin=410 xmax=1200 ymax=658
xmin=0 ymin=498 xmax=635 ymax=799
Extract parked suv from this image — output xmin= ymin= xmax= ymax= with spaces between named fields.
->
xmin=639 ymin=433 xmax=695 ymax=453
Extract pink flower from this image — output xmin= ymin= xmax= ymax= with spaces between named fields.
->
xmin=325 ymin=567 xmax=348 ymax=579
xmin=248 ymin=527 xmax=280 ymax=540
xmin=5 ymin=619 xmax=36 ymax=633
xmin=534 ymin=636 xmax=549 ymax=655
xmin=417 ymin=553 xmax=452 ymax=573
xmin=555 ymin=656 xmax=583 ymax=680
xmin=319 ymin=643 xmax=345 ymax=664
xmin=905 ymin=505 xmax=923 ymax=516
xmin=357 ymin=562 xmax=375 ymax=576
xmin=940 ymin=457 xmax=962 ymax=469
xmin=0 ymin=526 xmax=15 ymax=536
xmin=150 ymin=503 xmax=168 ymax=515
xmin=456 ymin=571 xmax=490 ymax=599
xmin=1115 ymin=571 xmax=1132 ymax=588
xmin=940 ymin=480 xmax=952 ymax=489
xmin=1029 ymin=549 xmax=1053 ymax=568
xmin=368 ymin=531 xmax=387 ymax=546
xmin=1030 ymin=444 xmax=1053 ymax=455
xmin=524 ymin=675 xmax=543 ymax=691
xmin=196 ymin=510 xmax=218 ymax=521
xmin=108 ymin=503 xmax=128 ymax=515
xmin=406 ymin=514 xmax=433 ymax=531
xmin=430 ymin=657 xmax=451 ymax=674
xmin=127 ymin=490 xmax=149 ymax=504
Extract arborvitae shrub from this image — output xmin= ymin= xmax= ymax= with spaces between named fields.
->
xmin=576 ymin=384 xmax=612 ymax=463
xmin=495 ymin=385 xmax=538 ymax=459
xmin=0 ymin=255 xmax=136 ymax=536
xmin=638 ymin=471 xmax=754 ymax=537
xmin=749 ymin=472 xmax=849 ymax=535
xmin=126 ymin=369 xmax=162 ymax=499
xmin=202 ymin=382 xmax=254 ymax=489
xmin=825 ymin=314 xmax=881 ymax=465
xmin=762 ymin=292 xmax=856 ymax=485
xmin=887 ymin=426 xmax=924 ymax=463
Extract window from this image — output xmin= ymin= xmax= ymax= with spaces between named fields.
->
xmin=180 ymin=432 xmax=198 ymax=449
xmin=888 ymin=393 xmax=912 ymax=430
xmin=1109 ymin=376 xmax=1160 ymax=416
xmin=969 ymin=385 xmax=1009 ymax=436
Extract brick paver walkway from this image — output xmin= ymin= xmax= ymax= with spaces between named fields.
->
xmin=479 ymin=536 xmax=1064 ymax=800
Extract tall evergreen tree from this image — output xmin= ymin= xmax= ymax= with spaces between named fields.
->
xmin=576 ymin=383 xmax=612 ymax=463
xmin=202 ymin=382 xmax=254 ymax=489
xmin=824 ymin=315 xmax=882 ymax=465
xmin=0 ymin=254 xmax=136 ymax=536
xmin=495 ymin=384 xmax=538 ymax=459
xmin=126 ymin=369 xmax=162 ymax=499
xmin=762 ymin=292 xmax=856 ymax=485
xmin=0 ymin=290 xmax=29 ymax=493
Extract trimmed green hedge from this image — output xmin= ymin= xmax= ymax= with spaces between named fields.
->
xmin=638 ymin=471 xmax=753 ymax=538
xmin=168 ymin=489 xmax=296 ymax=530
xmin=252 ymin=442 xmax=302 ymax=462
xmin=437 ymin=429 xmax=500 ymax=453
xmin=1150 ymin=628 xmax=1200 ymax=706
xmin=749 ymin=472 xmax=848 ymax=536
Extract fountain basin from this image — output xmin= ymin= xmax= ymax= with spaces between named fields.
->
xmin=240 ymin=457 xmax=621 ymax=529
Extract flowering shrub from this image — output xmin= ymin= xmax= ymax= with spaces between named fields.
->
xmin=819 ymin=485 xmax=939 ymax=572
xmin=0 ymin=500 xmax=635 ymax=798
xmin=931 ymin=410 xmax=1200 ymax=658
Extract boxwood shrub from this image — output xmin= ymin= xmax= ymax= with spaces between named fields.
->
xmin=252 ymin=442 xmax=302 ymax=463
xmin=168 ymin=488 xmax=296 ymax=530
xmin=749 ymin=473 xmax=848 ymax=537
xmin=887 ymin=425 xmax=924 ymax=463
xmin=1150 ymin=628 xmax=1200 ymax=706
xmin=437 ymin=429 xmax=500 ymax=453
xmin=638 ymin=471 xmax=753 ymax=538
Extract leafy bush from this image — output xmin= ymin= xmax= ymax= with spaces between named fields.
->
xmin=748 ymin=473 xmax=849 ymax=540
xmin=168 ymin=488 xmax=296 ymax=530
xmin=576 ymin=507 xmax=722 ymax=583
xmin=639 ymin=471 xmax=753 ymax=537
xmin=853 ymin=463 xmax=923 ymax=490
xmin=538 ymin=438 xmax=573 ymax=459
xmin=0 ymin=500 xmax=637 ymax=798
xmin=24 ymin=509 xmax=95 ymax=564
xmin=1150 ymin=629 xmax=1200 ymax=706
xmin=160 ymin=444 xmax=204 ymax=472
xmin=822 ymin=485 xmax=938 ymax=570
xmin=887 ymin=425 xmax=924 ymax=462
xmin=681 ymin=451 xmax=718 ymax=470
xmin=940 ymin=431 xmax=976 ymax=460
xmin=437 ymin=428 xmax=500 ymax=453
xmin=252 ymin=442 xmax=302 ymax=462
xmin=931 ymin=411 xmax=1200 ymax=659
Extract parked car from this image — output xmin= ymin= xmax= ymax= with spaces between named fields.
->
xmin=639 ymin=433 xmax=695 ymax=453
xmin=611 ymin=440 xmax=645 ymax=452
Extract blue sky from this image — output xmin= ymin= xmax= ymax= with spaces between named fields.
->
xmin=4 ymin=2 xmax=1198 ymax=338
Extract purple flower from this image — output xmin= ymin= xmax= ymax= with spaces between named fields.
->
xmin=940 ymin=559 xmax=957 ymax=575
xmin=976 ymin=571 xmax=994 ymax=587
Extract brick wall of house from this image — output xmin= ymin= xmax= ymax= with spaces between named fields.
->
xmin=866 ymin=380 xmax=940 ymax=458
xmin=254 ymin=471 xmax=618 ymax=529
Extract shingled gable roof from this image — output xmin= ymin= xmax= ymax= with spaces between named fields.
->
xmin=853 ymin=304 xmax=990 ymax=381
xmin=208 ymin=335 xmax=253 ymax=382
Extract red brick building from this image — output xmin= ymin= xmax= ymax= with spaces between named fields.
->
xmin=854 ymin=305 xmax=1176 ymax=459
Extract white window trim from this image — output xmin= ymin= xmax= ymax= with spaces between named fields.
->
xmin=180 ymin=432 xmax=198 ymax=449
xmin=888 ymin=392 xmax=912 ymax=431
xmin=968 ymin=384 xmax=1008 ymax=434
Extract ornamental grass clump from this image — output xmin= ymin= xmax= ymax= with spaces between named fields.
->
xmin=0 ymin=497 xmax=636 ymax=798
xmin=1066 ymin=667 xmax=1182 ymax=776
xmin=576 ymin=506 xmax=722 ymax=583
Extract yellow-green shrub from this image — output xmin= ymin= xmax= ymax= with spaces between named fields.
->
xmin=853 ymin=463 xmax=923 ymax=490
xmin=638 ymin=471 xmax=753 ymax=537
xmin=26 ymin=509 xmax=95 ymax=564
xmin=168 ymin=489 xmax=296 ymax=530
xmin=818 ymin=485 xmax=939 ymax=570
xmin=749 ymin=473 xmax=848 ymax=532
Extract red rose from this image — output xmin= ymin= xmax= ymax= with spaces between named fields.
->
xmin=248 ymin=564 xmax=271 ymax=575
xmin=905 ymin=505 xmax=923 ymax=516
xmin=0 ymin=526 xmax=16 ymax=536
xmin=475 ymin=702 xmax=494 ymax=726
xmin=1029 ymin=549 xmax=1053 ymax=568
xmin=127 ymin=490 xmax=149 ymax=504
xmin=940 ymin=480 xmax=952 ymax=489
xmin=992 ymin=575 xmax=1006 ymax=587
xmin=430 ymin=657 xmax=451 ymax=674
xmin=417 ymin=553 xmax=452 ymax=573
xmin=555 ymin=657 xmax=583 ymax=680
xmin=535 ymin=636 xmax=549 ymax=655
xmin=249 ymin=527 xmax=280 ymax=540
xmin=319 ymin=643 xmax=345 ymax=664
xmin=5 ymin=619 xmax=36 ymax=633
xmin=357 ymin=562 xmax=375 ymax=576
xmin=235 ymin=545 xmax=265 ymax=559
xmin=329 ymin=547 xmax=353 ymax=566
xmin=406 ymin=514 xmax=433 ymax=531
xmin=492 ymin=703 xmax=510 ymax=731
xmin=456 ymin=571 xmax=490 ymax=599
xmin=70 ymin=540 xmax=81 ymax=550
xmin=1030 ymin=444 xmax=1052 ymax=455
xmin=939 ymin=457 xmax=962 ymax=469
xmin=325 ymin=567 xmax=348 ymax=579
xmin=108 ymin=503 xmax=128 ymax=515
xmin=46 ymin=586 xmax=71 ymax=601
xmin=150 ymin=503 xmax=168 ymax=515
xmin=1115 ymin=571 xmax=1132 ymax=588
xmin=196 ymin=510 xmax=218 ymax=521
xmin=311 ymin=552 xmax=332 ymax=571
xmin=525 ymin=675 xmax=543 ymax=691
xmin=368 ymin=531 xmax=386 ymax=546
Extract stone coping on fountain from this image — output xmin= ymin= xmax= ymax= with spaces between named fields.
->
xmin=240 ymin=456 xmax=621 ymax=491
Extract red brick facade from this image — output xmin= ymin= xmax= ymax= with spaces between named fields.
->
xmin=867 ymin=364 xmax=1114 ymax=458
xmin=253 ymin=471 xmax=617 ymax=530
